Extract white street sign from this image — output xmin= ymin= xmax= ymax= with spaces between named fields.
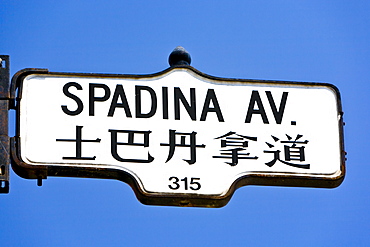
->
xmin=12 ymin=67 xmax=345 ymax=207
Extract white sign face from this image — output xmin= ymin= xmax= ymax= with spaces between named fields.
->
xmin=15 ymin=67 xmax=344 ymax=205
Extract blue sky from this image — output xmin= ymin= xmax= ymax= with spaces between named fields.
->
xmin=1 ymin=1 xmax=370 ymax=246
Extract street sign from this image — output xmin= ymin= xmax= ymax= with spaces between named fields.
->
xmin=10 ymin=50 xmax=345 ymax=207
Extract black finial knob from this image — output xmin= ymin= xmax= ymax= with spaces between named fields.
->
xmin=169 ymin=46 xmax=191 ymax=66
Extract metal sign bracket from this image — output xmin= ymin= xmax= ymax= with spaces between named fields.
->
xmin=0 ymin=55 xmax=10 ymax=193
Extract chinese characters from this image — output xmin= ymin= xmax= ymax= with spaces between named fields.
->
xmin=56 ymin=127 xmax=310 ymax=169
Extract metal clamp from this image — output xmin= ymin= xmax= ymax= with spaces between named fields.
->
xmin=0 ymin=55 xmax=10 ymax=193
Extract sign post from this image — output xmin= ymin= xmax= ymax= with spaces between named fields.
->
xmin=0 ymin=55 xmax=10 ymax=193
xmin=10 ymin=47 xmax=345 ymax=207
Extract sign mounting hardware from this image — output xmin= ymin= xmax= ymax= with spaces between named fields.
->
xmin=10 ymin=47 xmax=345 ymax=207
xmin=0 ymin=55 xmax=10 ymax=194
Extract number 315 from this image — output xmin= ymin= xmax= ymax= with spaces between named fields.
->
xmin=168 ymin=177 xmax=201 ymax=191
